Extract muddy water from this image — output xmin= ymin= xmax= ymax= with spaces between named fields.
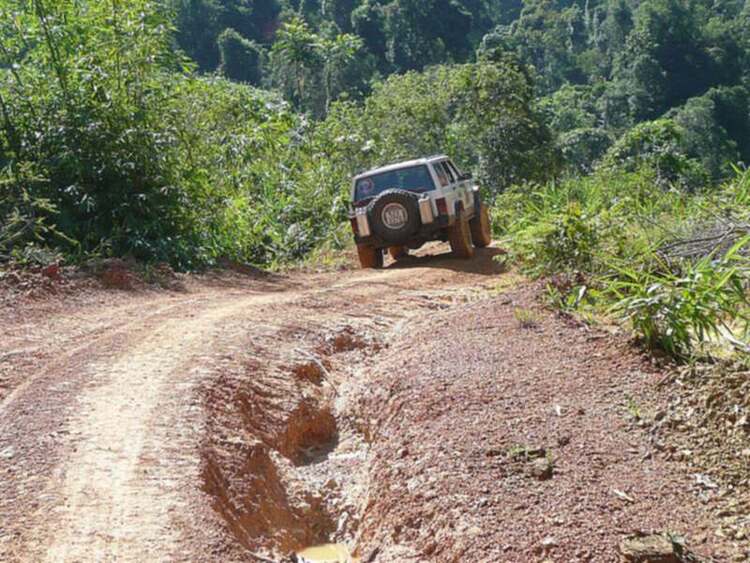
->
xmin=296 ymin=543 xmax=358 ymax=562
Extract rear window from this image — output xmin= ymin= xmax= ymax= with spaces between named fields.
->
xmin=355 ymin=165 xmax=436 ymax=201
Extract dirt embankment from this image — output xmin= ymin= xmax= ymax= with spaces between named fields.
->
xmin=352 ymin=285 xmax=748 ymax=561
xmin=0 ymin=246 xmax=747 ymax=562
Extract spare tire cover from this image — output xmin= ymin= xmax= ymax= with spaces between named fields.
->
xmin=367 ymin=189 xmax=421 ymax=245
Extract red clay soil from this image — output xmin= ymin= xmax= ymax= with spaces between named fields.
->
xmin=0 ymin=246 xmax=746 ymax=562
xmin=353 ymin=284 xmax=743 ymax=562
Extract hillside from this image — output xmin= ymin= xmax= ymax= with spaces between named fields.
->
xmin=1 ymin=1 xmax=750 ymax=561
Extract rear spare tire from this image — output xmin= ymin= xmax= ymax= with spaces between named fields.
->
xmin=448 ymin=212 xmax=475 ymax=259
xmin=367 ymin=190 xmax=421 ymax=245
xmin=470 ymin=204 xmax=492 ymax=248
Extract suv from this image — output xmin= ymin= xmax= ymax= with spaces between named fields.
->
xmin=349 ymin=155 xmax=492 ymax=268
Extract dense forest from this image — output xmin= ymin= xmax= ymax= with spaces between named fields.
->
xmin=2 ymin=0 xmax=750 ymax=358
xmin=175 ymin=0 xmax=750 ymax=181
xmin=2 ymin=0 xmax=749 ymax=265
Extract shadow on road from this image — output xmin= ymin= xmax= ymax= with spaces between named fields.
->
xmin=388 ymin=246 xmax=508 ymax=276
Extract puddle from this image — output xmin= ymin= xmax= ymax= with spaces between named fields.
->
xmin=296 ymin=543 xmax=358 ymax=562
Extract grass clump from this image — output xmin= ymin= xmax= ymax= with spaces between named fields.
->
xmin=609 ymin=244 xmax=749 ymax=359
xmin=496 ymin=166 xmax=750 ymax=361
xmin=514 ymin=308 xmax=540 ymax=329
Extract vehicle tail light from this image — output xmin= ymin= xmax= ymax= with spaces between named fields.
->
xmin=436 ymin=197 xmax=448 ymax=216
xmin=419 ymin=197 xmax=434 ymax=224
xmin=350 ymin=217 xmax=359 ymax=235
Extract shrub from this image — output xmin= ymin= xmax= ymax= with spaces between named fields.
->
xmin=610 ymin=244 xmax=749 ymax=359
xmin=494 ymin=168 xmax=668 ymax=277
xmin=600 ymin=119 xmax=709 ymax=191
xmin=498 ymin=164 xmax=750 ymax=361
xmin=541 ymin=203 xmax=599 ymax=273
xmin=0 ymin=163 xmax=60 ymax=263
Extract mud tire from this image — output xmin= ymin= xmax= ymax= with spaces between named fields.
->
xmin=470 ymin=204 xmax=492 ymax=248
xmin=357 ymin=244 xmax=384 ymax=269
xmin=388 ymin=246 xmax=407 ymax=260
xmin=448 ymin=212 xmax=475 ymax=259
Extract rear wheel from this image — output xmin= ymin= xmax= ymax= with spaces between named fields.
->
xmin=448 ymin=212 xmax=475 ymax=259
xmin=470 ymin=204 xmax=492 ymax=248
xmin=388 ymin=246 xmax=407 ymax=260
xmin=357 ymin=244 xmax=383 ymax=269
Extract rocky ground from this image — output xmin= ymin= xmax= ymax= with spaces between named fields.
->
xmin=0 ymin=245 xmax=747 ymax=562
xmin=351 ymin=283 xmax=749 ymax=562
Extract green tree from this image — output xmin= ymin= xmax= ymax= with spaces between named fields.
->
xmin=173 ymin=0 xmax=224 ymax=69
xmin=218 ymin=28 xmax=264 ymax=85
xmin=352 ymin=0 xmax=389 ymax=68
xmin=490 ymin=0 xmax=587 ymax=92
xmin=669 ymin=87 xmax=749 ymax=180
xmin=271 ymin=17 xmax=320 ymax=105
xmin=558 ymin=128 xmax=613 ymax=174
xmin=323 ymin=0 xmax=358 ymax=32
xmin=610 ymin=0 xmax=714 ymax=121
xmin=601 ymin=119 xmax=709 ymax=190
xmin=359 ymin=61 xmax=559 ymax=193
xmin=317 ymin=32 xmax=363 ymax=112
xmin=172 ymin=0 xmax=279 ymax=71
xmin=383 ymin=0 xmax=473 ymax=71
xmin=539 ymin=84 xmax=600 ymax=134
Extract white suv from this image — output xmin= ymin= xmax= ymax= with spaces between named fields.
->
xmin=349 ymin=155 xmax=492 ymax=268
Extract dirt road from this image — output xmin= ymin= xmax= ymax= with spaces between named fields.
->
xmin=0 ymin=246 xmax=742 ymax=562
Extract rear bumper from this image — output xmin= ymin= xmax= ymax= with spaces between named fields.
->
xmin=352 ymin=218 xmax=451 ymax=248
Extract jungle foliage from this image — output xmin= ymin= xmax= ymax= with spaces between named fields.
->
xmin=2 ymin=0 xmax=750 ymax=294
xmin=496 ymin=166 xmax=750 ymax=359
xmin=0 ymin=0 xmax=553 ymax=267
xmin=172 ymin=0 xmax=750 ymax=181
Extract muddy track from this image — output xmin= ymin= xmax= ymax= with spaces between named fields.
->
xmin=0 ymin=246 xmax=743 ymax=562
xmin=0 ymin=246 xmax=505 ymax=561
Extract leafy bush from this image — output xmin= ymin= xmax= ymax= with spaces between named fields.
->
xmin=505 ymin=202 xmax=601 ymax=277
xmin=610 ymin=245 xmax=749 ymax=358
xmin=0 ymin=163 xmax=60 ymax=262
xmin=600 ymin=119 xmax=709 ymax=191
xmin=540 ymin=204 xmax=599 ymax=274
xmin=498 ymin=165 xmax=750 ymax=360
xmin=494 ymin=168 xmax=669 ymax=276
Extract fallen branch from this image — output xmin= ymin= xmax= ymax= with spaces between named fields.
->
xmin=658 ymin=221 xmax=750 ymax=261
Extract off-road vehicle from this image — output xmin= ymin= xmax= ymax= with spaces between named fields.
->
xmin=349 ymin=155 xmax=492 ymax=268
